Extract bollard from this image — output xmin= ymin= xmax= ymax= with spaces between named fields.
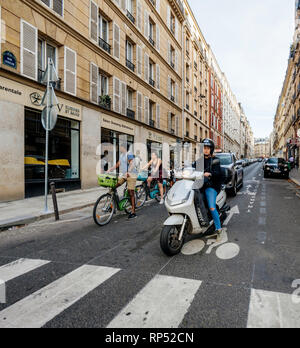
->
xmin=50 ymin=182 xmax=60 ymax=221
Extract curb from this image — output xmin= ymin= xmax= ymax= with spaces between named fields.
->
xmin=0 ymin=202 xmax=95 ymax=232
xmin=290 ymin=176 xmax=300 ymax=187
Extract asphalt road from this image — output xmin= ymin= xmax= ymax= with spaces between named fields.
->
xmin=0 ymin=163 xmax=299 ymax=328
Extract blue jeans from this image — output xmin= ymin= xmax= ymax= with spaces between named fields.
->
xmin=205 ymin=188 xmax=221 ymax=231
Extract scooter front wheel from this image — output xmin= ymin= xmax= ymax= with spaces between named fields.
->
xmin=160 ymin=225 xmax=184 ymax=256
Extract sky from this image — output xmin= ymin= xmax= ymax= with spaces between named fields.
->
xmin=189 ymin=0 xmax=295 ymax=138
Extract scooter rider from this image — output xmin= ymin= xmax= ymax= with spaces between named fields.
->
xmin=194 ymin=139 xmax=226 ymax=240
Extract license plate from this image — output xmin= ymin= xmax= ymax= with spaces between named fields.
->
xmin=274 ymin=169 xmax=281 ymax=173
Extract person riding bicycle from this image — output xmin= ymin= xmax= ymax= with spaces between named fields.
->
xmin=142 ymin=152 xmax=165 ymax=205
xmin=107 ymin=144 xmax=137 ymax=220
xmin=194 ymin=138 xmax=226 ymax=241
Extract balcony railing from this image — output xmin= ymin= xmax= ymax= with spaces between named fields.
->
xmin=126 ymin=108 xmax=135 ymax=119
xmin=170 ymin=95 xmax=175 ymax=102
xmin=194 ymin=136 xmax=198 ymax=141
xmin=99 ymin=37 xmax=111 ymax=54
xmin=186 ymin=104 xmax=190 ymax=110
xmin=126 ymin=59 xmax=135 ymax=72
xmin=194 ymin=111 xmax=198 ymax=117
xmin=171 ymin=129 xmax=175 ymax=135
xmin=149 ymin=119 xmax=155 ymax=128
xmin=149 ymin=78 xmax=155 ymax=88
xmin=126 ymin=10 xmax=135 ymax=24
xmin=99 ymin=96 xmax=111 ymax=111
xmin=170 ymin=61 xmax=175 ymax=69
xmin=38 ymin=69 xmax=61 ymax=90
xmin=149 ymin=36 xmax=155 ymax=47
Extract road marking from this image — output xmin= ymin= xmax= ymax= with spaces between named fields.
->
xmin=223 ymin=205 xmax=240 ymax=226
xmin=247 ymin=289 xmax=300 ymax=328
xmin=216 ymin=243 xmax=240 ymax=260
xmin=181 ymin=240 xmax=205 ymax=255
xmin=0 ymin=265 xmax=120 ymax=328
xmin=107 ymin=275 xmax=202 ymax=328
xmin=206 ymin=231 xmax=228 ymax=254
xmin=0 ymin=259 xmax=50 ymax=282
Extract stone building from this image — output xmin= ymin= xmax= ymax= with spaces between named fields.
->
xmin=0 ymin=0 xmax=185 ymax=201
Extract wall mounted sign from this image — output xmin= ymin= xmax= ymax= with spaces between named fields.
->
xmin=2 ymin=51 xmax=17 ymax=69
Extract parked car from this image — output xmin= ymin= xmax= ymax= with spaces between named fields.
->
xmin=215 ymin=153 xmax=244 ymax=196
xmin=236 ymin=159 xmax=246 ymax=168
xmin=264 ymin=158 xmax=290 ymax=179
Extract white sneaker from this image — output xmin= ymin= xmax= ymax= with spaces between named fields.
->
xmin=216 ymin=228 xmax=227 ymax=243
xmin=160 ymin=199 xmax=164 ymax=205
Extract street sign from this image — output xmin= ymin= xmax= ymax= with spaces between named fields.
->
xmin=41 ymin=86 xmax=59 ymax=107
xmin=41 ymin=106 xmax=58 ymax=131
xmin=40 ymin=62 xmax=59 ymax=84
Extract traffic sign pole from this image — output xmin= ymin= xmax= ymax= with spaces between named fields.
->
xmin=44 ymin=58 xmax=51 ymax=213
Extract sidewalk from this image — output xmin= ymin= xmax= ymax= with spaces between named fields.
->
xmin=290 ymin=168 xmax=300 ymax=186
xmin=0 ymin=187 xmax=106 ymax=230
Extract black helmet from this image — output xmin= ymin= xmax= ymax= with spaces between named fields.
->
xmin=202 ymin=138 xmax=215 ymax=155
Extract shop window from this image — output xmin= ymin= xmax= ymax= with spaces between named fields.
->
xmin=25 ymin=108 xmax=80 ymax=197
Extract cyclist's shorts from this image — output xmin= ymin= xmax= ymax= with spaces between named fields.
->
xmin=118 ymin=177 xmax=137 ymax=191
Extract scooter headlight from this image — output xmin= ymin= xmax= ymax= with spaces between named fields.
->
xmin=166 ymin=191 xmax=191 ymax=207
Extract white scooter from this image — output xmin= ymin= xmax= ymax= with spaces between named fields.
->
xmin=160 ymin=167 xmax=231 ymax=256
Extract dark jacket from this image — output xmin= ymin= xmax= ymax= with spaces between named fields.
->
xmin=203 ymin=156 xmax=222 ymax=193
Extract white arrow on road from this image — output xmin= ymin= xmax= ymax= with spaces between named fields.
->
xmin=223 ymin=205 xmax=240 ymax=226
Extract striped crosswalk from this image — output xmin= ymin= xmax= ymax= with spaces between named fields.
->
xmin=0 ymin=258 xmax=299 ymax=328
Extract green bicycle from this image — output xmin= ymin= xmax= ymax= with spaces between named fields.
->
xmin=93 ymin=174 xmax=140 ymax=226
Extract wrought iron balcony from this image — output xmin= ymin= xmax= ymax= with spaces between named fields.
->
xmin=194 ymin=111 xmax=198 ymax=117
xmin=171 ymin=129 xmax=175 ymax=135
xmin=149 ymin=78 xmax=155 ymax=88
xmin=149 ymin=36 xmax=155 ymax=47
xmin=170 ymin=95 xmax=175 ymax=102
xmin=126 ymin=108 xmax=135 ymax=119
xmin=126 ymin=59 xmax=135 ymax=72
xmin=186 ymin=104 xmax=190 ymax=110
xmin=99 ymin=37 xmax=111 ymax=54
xmin=149 ymin=119 xmax=155 ymax=128
xmin=126 ymin=10 xmax=135 ymax=24
xmin=170 ymin=61 xmax=175 ymax=69
xmin=38 ymin=69 xmax=61 ymax=90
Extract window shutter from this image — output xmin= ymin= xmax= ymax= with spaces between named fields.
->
xmin=167 ymin=6 xmax=171 ymax=30
xmin=90 ymin=62 xmax=99 ymax=104
xmin=21 ymin=20 xmax=38 ymax=80
xmin=64 ymin=46 xmax=77 ymax=96
xmin=156 ymin=64 xmax=160 ymax=91
xmin=175 ymin=115 xmax=179 ymax=136
xmin=168 ymin=112 xmax=172 ymax=132
xmin=175 ymin=82 xmax=179 ymax=104
xmin=156 ymin=0 xmax=160 ymax=13
xmin=175 ymin=50 xmax=179 ymax=73
xmin=144 ymin=97 xmax=149 ymax=124
xmin=113 ymin=23 xmax=120 ymax=60
xmin=137 ymin=0 xmax=142 ymax=32
xmin=113 ymin=77 xmax=121 ymax=113
xmin=121 ymin=81 xmax=127 ymax=116
xmin=175 ymin=18 xmax=179 ymax=41
xmin=137 ymin=92 xmax=143 ymax=121
xmin=144 ymin=53 xmax=149 ymax=82
xmin=90 ymin=1 xmax=99 ymax=42
xmin=144 ymin=10 xmax=149 ymax=38
xmin=53 ymin=0 xmax=64 ymax=16
xmin=156 ymin=25 xmax=160 ymax=52
xmin=156 ymin=104 xmax=160 ymax=129
xmin=121 ymin=0 xmax=126 ymax=12
xmin=137 ymin=45 xmax=142 ymax=76
xmin=168 ymin=76 xmax=171 ymax=99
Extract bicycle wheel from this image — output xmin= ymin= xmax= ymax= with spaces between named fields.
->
xmin=136 ymin=185 xmax=147 ymax=209
xmin=93 ymin=194 xmax=115 ymax=226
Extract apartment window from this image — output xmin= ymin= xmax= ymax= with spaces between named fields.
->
xmin=149 ymin=61 xmax=155 ymax=87
xmin=126 ymin=40 xmax=135 ymax=72
xmin=171 ymin=80 xmax=175 ymax=101
xmin=149 ymin=19 xmax=155 ymax=47
xmin=126 ymin=0 xmax=135 ymax=24
xmin=38 ymin=39 xmax=61 ymax=89
xmin=99 ymin=74 xmax=108 ymax=96
xmin=170 ymin=12 xmax=175 ymax=35
xmin=98 ymin=14 xmax=111 ymax=54
xmin=186 ymin=38 xmax=190 ymax=55
xmin=127 ymin=89 xmax=133 ymax=109
xmin=170 ymin=46 xmax=175 ymax=69
xmin=40 ymin=0 xmax=63 ymax=16
xmin=186 ymin=92 xmax=190 ymax=110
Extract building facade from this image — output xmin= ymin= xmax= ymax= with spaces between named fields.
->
xmin=255 ymin=138 xmax=270 ymax=158
xmin=273 ymin=0 xmax=300 ymax=164
xmin=0 ymin=0 xmax=186 ymax=200
xmin=0 ymin=0 xmax=254 ymax=202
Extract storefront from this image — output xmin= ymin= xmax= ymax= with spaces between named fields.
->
xmin=0 ymin=76 xmax=83 ymax=201
xmin=25 ymin=108 xmax=81 ymax=197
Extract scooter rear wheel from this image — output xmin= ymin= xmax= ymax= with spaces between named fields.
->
xmin=160 ymin=225 xmax=184 ymax=256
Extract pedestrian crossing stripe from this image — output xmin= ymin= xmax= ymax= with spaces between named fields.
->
xmin=0 ymin=259 xmax=300 ymax=328
xmin=0 ymin=258 xmax=50 ymax=282
xmin=0 ymin=264 xmax=120 ymax=328
xmin=107 ymin=275 xmax=202 ymax=328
